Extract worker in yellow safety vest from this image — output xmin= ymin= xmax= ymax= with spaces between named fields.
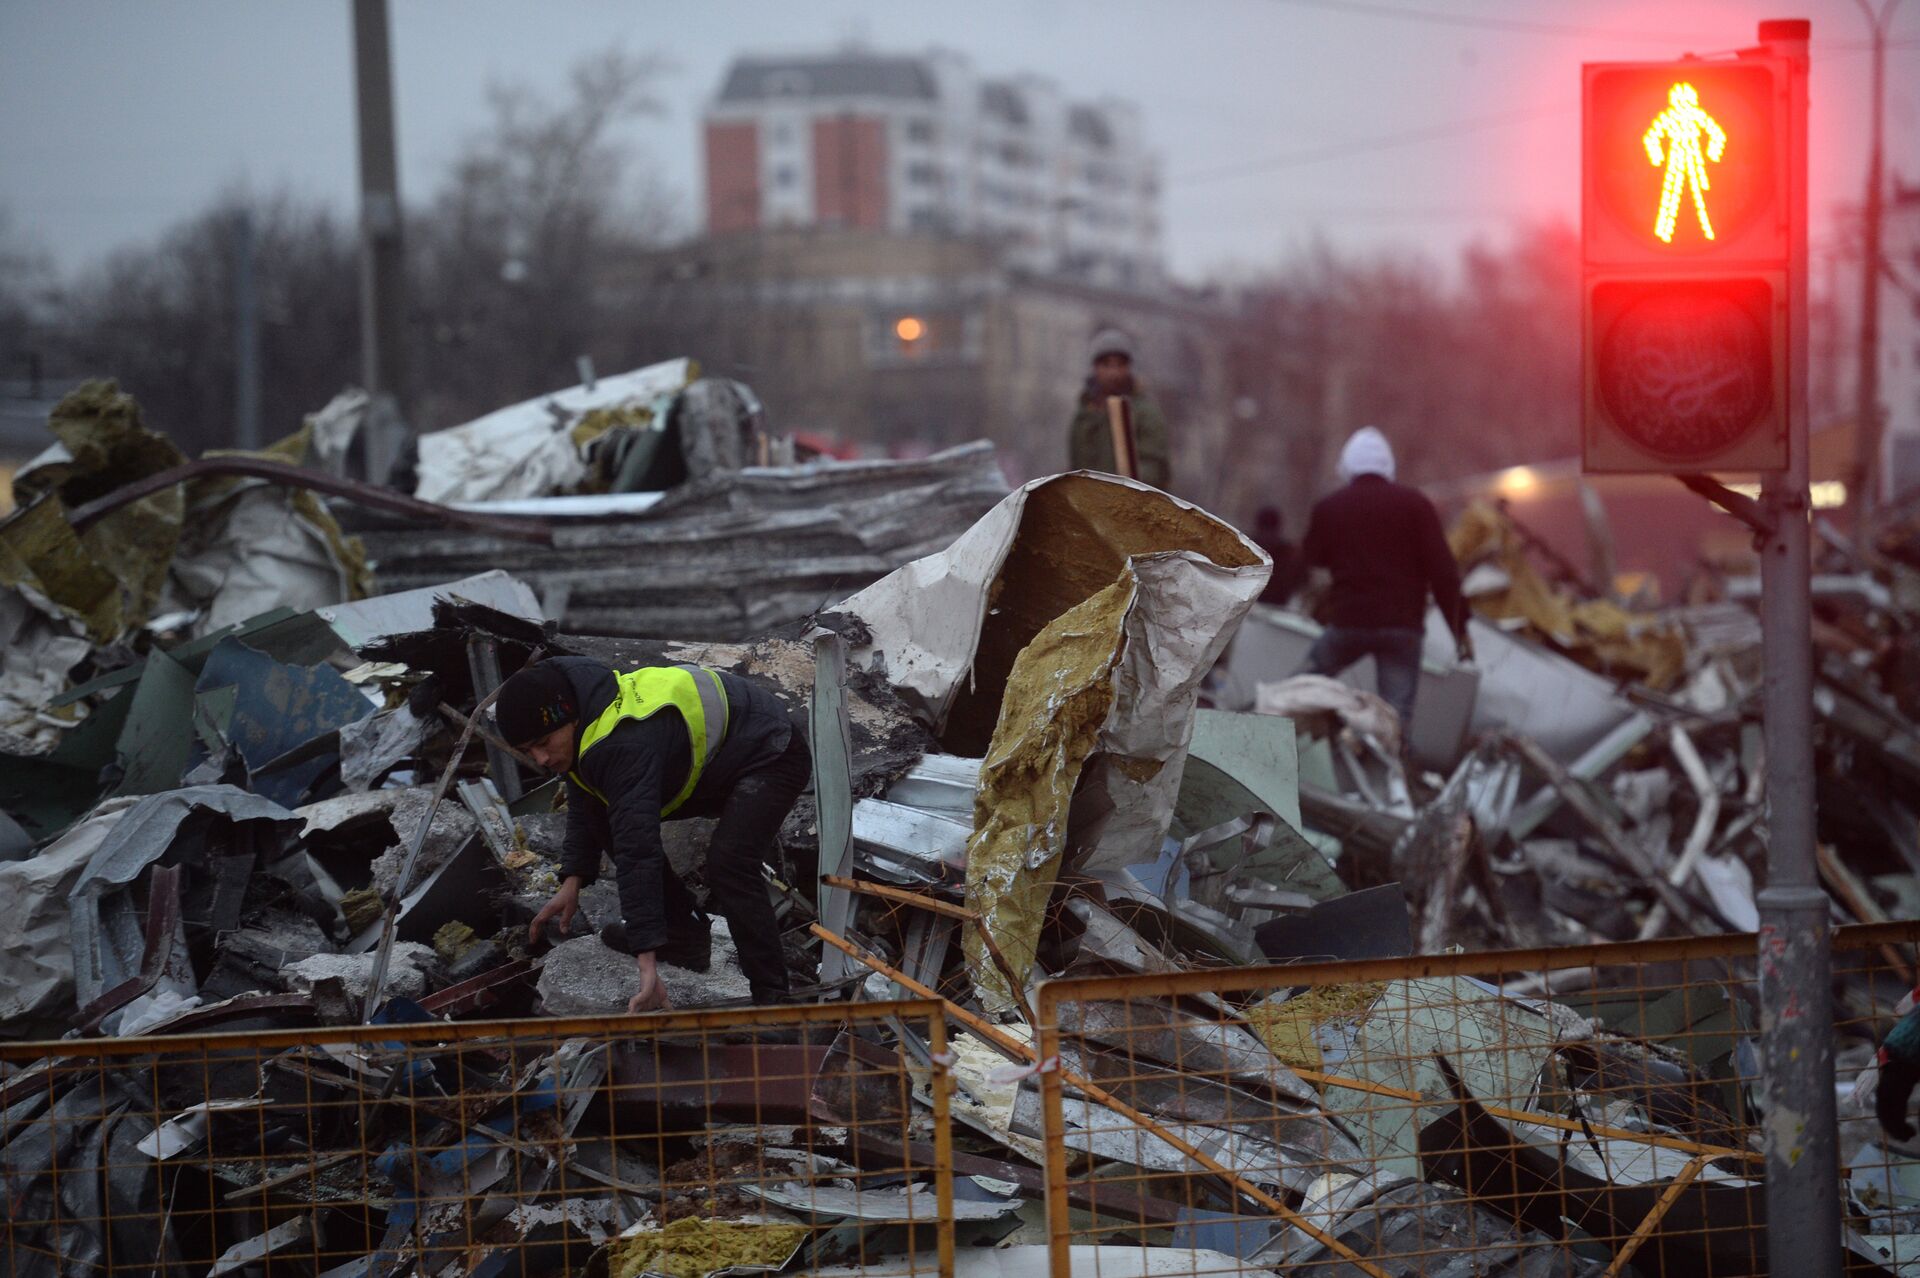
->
xmin=496 ymin=656 xmax=814 ymax=1010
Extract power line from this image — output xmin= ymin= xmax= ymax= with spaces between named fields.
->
xmin=1174 ymin=35 xmax=1913 ymax=189
xmin=1205 ymin=203 xmax=1543 ymax=223
xmin=1177 ymin=100 xmax=1572 ymax=184
xmin=1262 ymin=0 xmax=1920 ymax=51
xmin=1260 ymin=0 xmax=1722 ymax=44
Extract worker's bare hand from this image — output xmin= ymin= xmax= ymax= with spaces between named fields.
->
xmin=628 ymin=952 xmax=672 ymax=1014
xmin=528 ymin=879 xmax=581 ymax=944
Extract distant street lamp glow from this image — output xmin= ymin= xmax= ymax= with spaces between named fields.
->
xmin=1729 ymin=479 xmax=1848 ymax=509
xmin=1496 ymin=465 xmax=1540 ymax=499
xmin=894 ymin=316 xmax=926 ymax=342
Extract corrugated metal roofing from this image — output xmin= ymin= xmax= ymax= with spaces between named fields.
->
xmin=338 ymin=443 xmax=1009 ymax=642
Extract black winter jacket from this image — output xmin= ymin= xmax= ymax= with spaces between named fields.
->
xmin=1302 ymin=475 xmax=1468 ymax=635
xmin=547 ymin=657 xmax=796 ymax=951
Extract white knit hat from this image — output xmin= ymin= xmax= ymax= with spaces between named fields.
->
xmin=1337 ymin=426 xmax=1396 ymax=482
xmin=1088 ymin=327 xmax=1135 ymax=363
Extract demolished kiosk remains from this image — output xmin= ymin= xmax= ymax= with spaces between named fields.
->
xmin=3 ymin=372 xmax=1920 ymax=1277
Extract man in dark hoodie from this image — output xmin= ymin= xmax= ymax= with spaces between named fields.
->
xmin=1299 ymin=425 xmax=1472 ymax=734
xmin=496 ymin=657 xmax=813 ymax=1011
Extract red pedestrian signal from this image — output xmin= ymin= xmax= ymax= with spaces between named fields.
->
xmin=1585 ymin=63 xmax=1787 ymax=264
xmin=1582 ymin=57 xmax=1791 ymax=473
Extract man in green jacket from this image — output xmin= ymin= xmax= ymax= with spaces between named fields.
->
xmin=1066 ymin=327 xmax=1172 ymax=491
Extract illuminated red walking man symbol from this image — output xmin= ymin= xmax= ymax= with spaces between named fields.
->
xmin=1642 ymin=82 xmax=1728 ymax=242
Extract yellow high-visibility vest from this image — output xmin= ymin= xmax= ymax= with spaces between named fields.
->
xmin=569 ymin=665 xmax=729 ymax=816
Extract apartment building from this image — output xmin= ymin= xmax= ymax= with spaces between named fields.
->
xmin=703 ymin=47 xmax=1163 ymax=291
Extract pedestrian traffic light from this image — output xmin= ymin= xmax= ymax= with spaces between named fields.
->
xmin=1582 ymin=56 xmax=1792 ymax=473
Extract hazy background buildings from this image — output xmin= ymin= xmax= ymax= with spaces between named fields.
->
xmin=2 ymin=1 xmax=1916 ymax=528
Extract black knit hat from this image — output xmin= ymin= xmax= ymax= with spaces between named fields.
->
xmin=494 ymin=662 xmax=579 ymax=748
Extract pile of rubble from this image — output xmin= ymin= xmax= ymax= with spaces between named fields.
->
xmin=1210 ymin=495 xmax=1920 ymax=965
xmin=350 ymin=357 xmax=1011 ymax=639
xmin=6 ymin=368 xmax=1920 ymax=1275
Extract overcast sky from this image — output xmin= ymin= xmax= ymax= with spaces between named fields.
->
xmin=2 ymin=0 xmax=1913 ymax=284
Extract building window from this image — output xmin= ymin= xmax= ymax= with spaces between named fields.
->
xmin=906 ymin=161 xmax=943 ymax=188
xmin=1069 ymin=105 xmax=1115 ymax=149
xmin=980 ymin=82 xmax=1029 ymax=127
xmin=905 ymin=118 xmax=936 ymax=144
xmin=773 ymin=165 xmax=797 ymax=189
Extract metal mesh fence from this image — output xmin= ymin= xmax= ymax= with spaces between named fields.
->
xmin=1033 ymin=921 xmax=1920 ymax=1277
xmin=0 ymin=1001 xmax=957 ymax=1278
xmin=8 ymin=926 xmax=1918 ymax=1278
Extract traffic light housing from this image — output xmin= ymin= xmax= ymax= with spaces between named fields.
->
xmin=1582 ymin=56 xmax=1792 ymax=473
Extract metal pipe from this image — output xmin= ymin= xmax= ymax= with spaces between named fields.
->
xmin=62 ymin=455 xmax=555 ymax=544
xmin=1636 ymin=724 xmax=1723 ymax=938
xmin=1287 ymin=1066 xmax=1755 ymax=1162
xmin=817 ymin=874 xmax=1036 ymax=1026
xmin=1 ymin=995 xmax=946 ymax=1062
xmin=1757 ymin=20 xmax=1842 ymax=1277
xmin=926 ymin=1015 xmax=957 ymax=1278
xmin=1037 ymin=1003 xmax=1076 ymax=1278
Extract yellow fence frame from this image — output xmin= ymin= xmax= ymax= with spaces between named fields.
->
xmin=8 ymin=924 xmax=1920 ymax=1277
xmin=1 ymin=997 xmax=959 ymax=1278
xmin=1033 ymin=920 xmax=1920 ymax=1278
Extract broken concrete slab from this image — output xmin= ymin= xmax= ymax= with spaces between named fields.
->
xmin=282 ymin=942 xmax=439 ymax=1002
xmin=536 ymin=920 xmax=754 ymax=1012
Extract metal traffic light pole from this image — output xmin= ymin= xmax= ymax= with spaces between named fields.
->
xmin=1754 ymin=19 xmax=1842 ymax=1275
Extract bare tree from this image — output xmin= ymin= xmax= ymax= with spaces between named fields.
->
xmin=1220 ymin=222 xmax=1579 ymax=525
xmin=11 ymin=48 xmax=679 ymax=457
xmin=410 ymin=48 xmax=678 ymax=427
xmin=0 ymin=209 xmax=57 ymax=386
xmin=50 ymin=193 xmax=359 ymax=454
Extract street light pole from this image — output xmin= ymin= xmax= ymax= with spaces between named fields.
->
xmin=352 ymin=0 xmax=408 ymax=485
xmin=1851 ymin=0 xmax=1903 ymax=514
xmin=231 ymin=208 xmax=260 ymax=451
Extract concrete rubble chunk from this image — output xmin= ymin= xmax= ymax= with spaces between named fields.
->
xmin=281 ymin=943 xmax=439 ymax=1001
xmin=536 ymin=920 xmax=753 ymax=1012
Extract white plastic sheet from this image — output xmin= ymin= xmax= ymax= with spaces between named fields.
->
xmin=1254 ymin=673 xmax=1403 ymax=758
xmin=168 ymin=483 xmax=357 ymax=636
xmin=414 ymin=358 xmax=693 ymax=504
